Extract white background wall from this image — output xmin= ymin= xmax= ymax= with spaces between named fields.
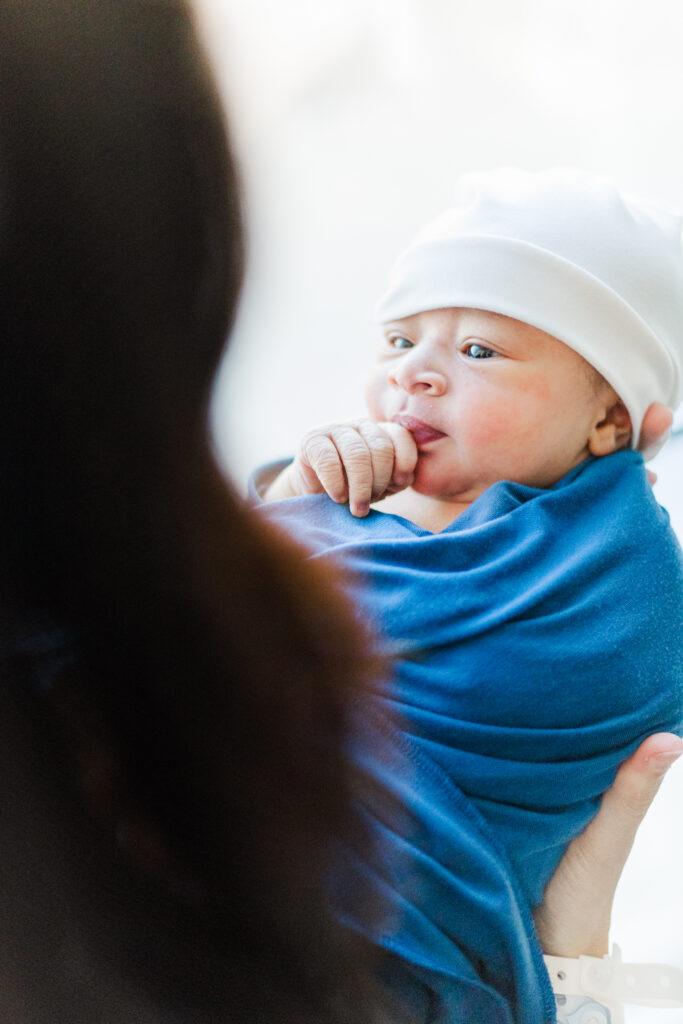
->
xmin=195 ymin=2 xmax=683 ymax=1017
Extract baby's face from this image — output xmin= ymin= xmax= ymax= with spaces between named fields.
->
xmin=365 ymin=307 xmax=618 ymax=505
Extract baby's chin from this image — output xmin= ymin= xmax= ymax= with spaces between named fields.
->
xmin=410 ymin=456 xmax=571 ymax=501
xmin=410 ymin=466 xmax=485 ymax=505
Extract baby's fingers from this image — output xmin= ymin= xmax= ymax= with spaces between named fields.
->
xmin=377 ymin=421 xmax=418 ymax=494
xmin=297 ymin=431 xmax=351 ymax=503
xmin=296 ymin=419 xmax=416 ymax=516
xmin=356 ymin=421 xmax=402 ymax=505
xmin=328 ymin=425 xmax=377 ymax=516
xmin=299 ymin=424 xmax=375 ymax=515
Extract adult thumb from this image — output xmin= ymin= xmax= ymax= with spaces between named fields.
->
xmin=600 ymin=732 xmax=683 ymax=834
xmin=535 ymin=732 xmax=682 ymax=958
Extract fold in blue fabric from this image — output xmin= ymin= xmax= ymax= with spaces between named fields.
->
xmin=251 ymin=449 xmax=683 ymax=1023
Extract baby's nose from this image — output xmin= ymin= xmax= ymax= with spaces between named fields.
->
xmin=388 ymin=357 xmax=447 ymax=396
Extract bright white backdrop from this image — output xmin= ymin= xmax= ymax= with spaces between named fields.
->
xmin=195 ymin=2 xmax=683 ymax=1017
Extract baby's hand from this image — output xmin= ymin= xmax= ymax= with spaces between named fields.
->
xmin=265 ymin=419 xmax=418 ymax=516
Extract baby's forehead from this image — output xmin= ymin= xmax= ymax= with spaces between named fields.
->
xmin=386 ymin=306 xmax=510 ymax=322
xmin=385 ymin=306 xmax=541 ymax=334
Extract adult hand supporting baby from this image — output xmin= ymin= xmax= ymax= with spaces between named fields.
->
xmin=264 ymin=418 xmax=418 ymax=517
xmin=534 ymin=732 xmax=683 ymax=958
xmin=639 ymin=401 xmax=673 ymax=468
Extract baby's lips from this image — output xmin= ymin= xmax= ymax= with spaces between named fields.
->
xmin=393 ymin=413 xmax=446 ymax=447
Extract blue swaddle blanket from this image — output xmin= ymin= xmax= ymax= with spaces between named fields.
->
xmin=252 ymin=449 xmax=683 ymax=1022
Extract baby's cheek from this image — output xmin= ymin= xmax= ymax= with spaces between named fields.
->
xmin=364 ymin=371 xmax=389 ymax=421
xmin=467 ymin=399 xmax=534 ymax=447
xmin=464 ymin=397 xmax=547 ymax=475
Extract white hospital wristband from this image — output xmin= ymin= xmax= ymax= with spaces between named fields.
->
xmin=544 ymin=944 xmax=683 ymax=1024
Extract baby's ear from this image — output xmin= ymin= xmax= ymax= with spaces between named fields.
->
xmin=588 ymin=399 xmax=632 ymax=457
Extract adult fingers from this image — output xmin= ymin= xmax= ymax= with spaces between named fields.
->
xmin=639 ymin=402 xmax=673 ymax=461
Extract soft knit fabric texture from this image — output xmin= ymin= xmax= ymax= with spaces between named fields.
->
xmin=252 ymin=449 xmax=683 ymax=1023
xmin=375 ymin=167 xmax=683 ymax=448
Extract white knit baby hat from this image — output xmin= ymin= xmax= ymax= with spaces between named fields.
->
xmin=375 ymin=167 xmax=683 ymax=448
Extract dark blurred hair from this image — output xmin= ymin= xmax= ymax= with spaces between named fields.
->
xmin=0 ymin=2 xmax=379 ymax=1020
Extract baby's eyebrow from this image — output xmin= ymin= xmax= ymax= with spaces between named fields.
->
xmin=468 ymin=310 xmax=516 ymax=327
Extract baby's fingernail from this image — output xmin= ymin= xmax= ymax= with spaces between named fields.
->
xmin=649 ymin=750 xmax=683 ymax=774
xmin=353 ymin=502 xmax=370 ymax=517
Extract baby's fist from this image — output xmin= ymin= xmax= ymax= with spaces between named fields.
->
xmin=265 ymin=419 xmax=417 ymax=516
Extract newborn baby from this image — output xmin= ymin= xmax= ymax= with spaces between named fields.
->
xmin=253 ymin=168 xmax=683 ymax=1022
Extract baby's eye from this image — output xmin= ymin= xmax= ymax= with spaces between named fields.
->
xmin=388 ymin=336 xmax=414 ymax=350
xmin=463 ymin=341 xmax=497 ymax=359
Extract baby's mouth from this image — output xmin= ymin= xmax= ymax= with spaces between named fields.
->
xmin=393 ymin=413 xmax=447 ymax=447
